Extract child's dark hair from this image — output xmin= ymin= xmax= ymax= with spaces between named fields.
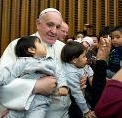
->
xmin=15 ymin=36 xmax=39 ymax=57
xmin=112 ymin=25 xmax=122 ymax=33
xmin=61 ymin=41 xmax=84 ymax=63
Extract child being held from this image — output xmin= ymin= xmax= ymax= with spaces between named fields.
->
xmin=107 ymin=25 xmax=122 ymax=78
xmin=61 ymin=41 xmax=96 ymax=118
xmin=0 ymin=36 xmax=68 ymax=118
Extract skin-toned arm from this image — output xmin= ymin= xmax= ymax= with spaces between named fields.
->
xmin=94 ymin=43 xmax=122 ymax=117
xmin=112 ymin=68 xmax=122 ymax=82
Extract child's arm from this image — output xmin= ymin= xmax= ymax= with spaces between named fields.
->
xmin=67 ymin=73 xmax=90 ymax=114
xmin=84 ymin=65 xmax=94 ymax=86
xmin=55 ymin=65 xmax=69 ymax=94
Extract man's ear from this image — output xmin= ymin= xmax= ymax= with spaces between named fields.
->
xmin=28 ymin=47 xmax=35 ymax=54
xmin=36 ymin=19 xmax=41 ymax=30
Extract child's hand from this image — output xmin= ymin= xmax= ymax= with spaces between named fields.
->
xmin=80 ymin=74 xmax=87 ymax=89
xmin=84 ymin=110 xmax=96 ymax=118
xmin=58 ymin=87 xmax=69 ymax=96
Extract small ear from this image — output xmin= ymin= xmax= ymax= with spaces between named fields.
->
xmin=72 ymin=58 xmax=77 ymax=64
xmin=28 ymin=47 xmax=35 ymax=54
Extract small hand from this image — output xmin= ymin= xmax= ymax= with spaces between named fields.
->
xmin=85 ymin=110 xmax=97 ymax=118
xmin=80 ymin=74 xmax=87 ymax=89
xmin=58 ymin=87 xmax=69 ymax=96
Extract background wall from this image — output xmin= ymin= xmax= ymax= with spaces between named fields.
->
xmin=0 ymin=0 xmax=122 ymax=55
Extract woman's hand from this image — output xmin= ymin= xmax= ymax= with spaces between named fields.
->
xmin=97 ymin=36 xmax=111 ymax=60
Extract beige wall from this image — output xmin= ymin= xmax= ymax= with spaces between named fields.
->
xmin=0 ymin=0 xmax=122 ymax=55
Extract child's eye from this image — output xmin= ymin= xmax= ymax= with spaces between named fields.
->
xmin=112 ymin=36 xmax=120 ymax=39
xmin=116 ymin=36 xmax=120 ymax=39
xmin=112 ymin=34 xmax=122 ymax=39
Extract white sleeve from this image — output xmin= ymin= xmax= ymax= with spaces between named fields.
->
xmin=0 ymin=39 xmax=36 ymax=110
xmin=0 ymin=78 xmax=36 ymax=110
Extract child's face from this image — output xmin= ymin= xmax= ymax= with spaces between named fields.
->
xmin=74 ymin=51 xmax=87 ymax=68
xmin=82 ymin=41 xmax=90 ymax=50
xmin=76 ymin=34 xmax=84 ymax=40
xmin=92 ymin=37 xmax=99 ymax=49
xmin=34 ymin=38 xmax=47 ymax=57
xmin=112 ymin=30 xmax=122 ymax=47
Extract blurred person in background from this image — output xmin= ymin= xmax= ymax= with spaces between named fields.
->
xmin=0 ymin=8 xmax=71 ymax=118
xmin=57 ymin=21 xmax=69 ymax=42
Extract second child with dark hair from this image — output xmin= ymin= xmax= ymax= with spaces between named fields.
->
xmin=0 ymin=36 xmax=68 ymax=118
xmin=107 ymin=25 xmax=122 ymax=78
xmin=61 ymin=41 xmax=96 ymax=118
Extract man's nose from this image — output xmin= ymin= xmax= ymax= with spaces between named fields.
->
xmin=51 ymin=27 xmax=57 ymax=33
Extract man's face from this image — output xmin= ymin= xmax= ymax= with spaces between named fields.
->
xmin=92 ymin=37 xmax=99 ymax=49
xmin=37 ymin=12 xmax=62 ymax=45
xmin=57 ymin=23 xmax=69 ymax=41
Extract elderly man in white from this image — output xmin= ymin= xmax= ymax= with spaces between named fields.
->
xmin=0 ymin=8 xmax=71 ymax=118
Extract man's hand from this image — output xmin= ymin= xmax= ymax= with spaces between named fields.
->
xmin=32 ymin=76 xmax=57 ymax=95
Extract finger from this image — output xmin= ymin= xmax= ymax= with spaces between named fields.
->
xmin=107 ymin=35 xmax=111 ymax=41
xmin=102 ymin=38 xmax=107 ymax=46
xmin=105 ymin=38 xmax=110 ymax=45
xmin=99 ymin=37 xmax=106 ymax=46
xmin=81 ymin=82 xmax=86 ymax=86
xmin=81 ymin=79 xmax=86 ymax=83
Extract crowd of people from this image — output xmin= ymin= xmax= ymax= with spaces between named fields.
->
xmin=0 ymin=8 xmax=122 ymax=118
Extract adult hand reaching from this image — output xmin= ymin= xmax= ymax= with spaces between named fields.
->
xmin=97 ymin=36 xmax=111 ymax=60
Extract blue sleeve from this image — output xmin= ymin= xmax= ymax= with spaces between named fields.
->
xmin=67 ymin=72 xmax=89 ymax=113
